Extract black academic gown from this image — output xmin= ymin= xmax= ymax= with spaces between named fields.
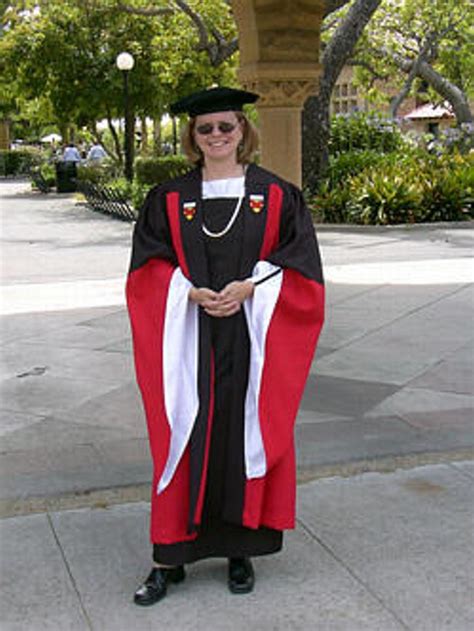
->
xmin=126 ymin=164 xmax=324 ymax=558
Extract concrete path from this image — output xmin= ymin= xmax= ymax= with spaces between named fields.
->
xmin=1 ymin=180 xmax=473 ymax=514
xmin=2 ymin=461 xmax=473 ymax=630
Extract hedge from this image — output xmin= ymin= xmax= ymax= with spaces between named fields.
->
xmin=0 ymin=149 xmax=43 ymax=176
xmin=135 ymin=155 xmax=190 ymax=186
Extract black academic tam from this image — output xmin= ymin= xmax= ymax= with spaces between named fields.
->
xmin=170 ymin=86 xmax=259 ymax=117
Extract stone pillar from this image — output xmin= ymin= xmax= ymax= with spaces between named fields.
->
xmin=231 ymin=1 xmax=325 ymax=187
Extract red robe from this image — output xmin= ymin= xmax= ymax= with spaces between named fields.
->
xmin=126 ymin=164 xmax=324 ymax=545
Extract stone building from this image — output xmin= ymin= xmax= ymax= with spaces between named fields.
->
xmin=330 ymin=65 xmax=418 ymax=118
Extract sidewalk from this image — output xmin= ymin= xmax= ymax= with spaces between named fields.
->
xmin=2 ymin=461 xmax=473 ymax=630
xmin=0 ymin=180 xmax=473 ymax=629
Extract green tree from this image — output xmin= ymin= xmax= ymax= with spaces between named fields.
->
xmin=302 ymin=0 xmax=473 ymax=190
xmin=1 ymin=0 xmax=163 ymax=154
xmin=355 ymin=0 xmax=473 ymax=122
xmin=0 ymin=0 xmax=236 ymax=156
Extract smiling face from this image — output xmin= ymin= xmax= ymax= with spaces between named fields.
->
xmin=193 ymin=110 xmax=243 ymax=166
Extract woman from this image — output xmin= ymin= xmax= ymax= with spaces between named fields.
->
xmin=127 ymin=86 xmax=324 ymax=605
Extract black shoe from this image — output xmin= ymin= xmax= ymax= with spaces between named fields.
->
xmin=133 ymin=566 xmax=185 ymax=606
xmin=228 ymin=557 xmax=255 ymax=594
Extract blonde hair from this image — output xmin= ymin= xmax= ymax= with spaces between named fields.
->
xmin=180 ymin=112 xmax=259 ymax=166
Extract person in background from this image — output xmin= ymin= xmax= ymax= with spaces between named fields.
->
xmin=62 ymin=143 xmax=81 ymax=163
xmin=87 ymin=142 xmax=107 ymax=162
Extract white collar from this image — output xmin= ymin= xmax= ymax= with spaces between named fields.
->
xmin=202 ymin=176 xmax=245 ymax=199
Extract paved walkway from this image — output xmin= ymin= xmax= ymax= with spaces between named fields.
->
xmin=0 ymin=180 xmax=473 ymax=629
xmin=2 ymin=462 xmax=473 ymax=630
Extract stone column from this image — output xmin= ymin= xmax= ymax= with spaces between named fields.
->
xmin=241 ymin=76 xmax=320 ymax=187
xmin=231 ymin=1 xmax=325 ymax=187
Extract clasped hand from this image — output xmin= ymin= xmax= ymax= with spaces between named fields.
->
xmin=189 ymin=280 xmax=254 ymax=318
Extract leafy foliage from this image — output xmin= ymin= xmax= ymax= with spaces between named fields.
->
xmin=0 ymin=148 xmax=43 ymax=175
xmin=38 ymin=162 xmax=56 ymax=188
xmin=0 ymin=0 xmax=236 ymax=143
xmin=308 ymin=110 xmax=473 ymax=225
xmin=309 ymin=150 xmax=473 ymax=224
xmin=77 ymin=161 xmax=121 ymax=185
xmin=329 ymin=111 xmax=404 ymax=153
xmin=130 ymin=179 xmax=150 ymax=211
xmin=134 ymin=155 xmax=190 ymax=185
xmin=354 ymin=0 xmax=473 ymax=112
xmin=417 ymin=153 xmax=474 ymax=221
xmin=422 ymin=123 xmax=474 ymax=155
xmin=325 ymin=149 xmax=393 ymax=191
xmin=346 ymin=164 xmax=422 ymax=224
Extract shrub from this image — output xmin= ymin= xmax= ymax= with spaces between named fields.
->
xmin=418 ymin=153 xmax=473 ymax=221
xmin=106 ymin=177 xmax=133 ymax=200
xmin=0 ymin=148 xmax=43 ymax=176
xmin=346 ymin=166 xmax=422 ymax=224
xmin=326 ymin=150 xmax=392 ymax=189
xmin=41 ymin=162 xmax=56 ymax=187
xmin=308 ymin=151 xmax=473 ymax=225
xmin=425 ymin=123 xmax=474 ymax=155
xmin=77 ymin=160 xmax=119 ymax=184
xmin=329 ymin=111 xmax=404 ymax=155
xmin=135 ymin=155 xmax=190 ymax=186
xmin=131 ymin=180 xmax=150 ymax=211
xmin=75 ymin=155 xmax=190 ymax=211
xmin=307 ymin=181 xmax=351 ymax=223
xmin=93 ymin=176 xmax=149 ymax=211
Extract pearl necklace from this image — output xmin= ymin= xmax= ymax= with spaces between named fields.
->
xmin=202 ymin=195 xmax=244 ymax=239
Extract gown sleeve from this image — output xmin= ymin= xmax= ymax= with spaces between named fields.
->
xmin=129 ymin=186 xmax=178 ymax=272
xmin=267 ymin=184 xmax=324 ymax=283
xmin=243 ymin=182 xmax=325 ymax=481
xmin=126 ymin=187 xmax=199 ymax=496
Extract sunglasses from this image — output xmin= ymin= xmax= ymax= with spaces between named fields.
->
xmin=195 ymin=121 xmax=238 ymax=135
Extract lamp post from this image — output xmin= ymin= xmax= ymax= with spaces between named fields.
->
xmin=116 ymin=52 xmax=135 ymax=181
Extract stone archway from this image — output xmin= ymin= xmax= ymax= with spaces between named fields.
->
xmin=231 ymin=0 xmax=325 ymax=186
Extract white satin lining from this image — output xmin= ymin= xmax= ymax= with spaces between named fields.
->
xmin=249 ymin=261 xmax=282 ymax=286
xmin=243 ymin=261 xmax=283 ymax=479
xmin=158 ymin=268 xmax=199 ymax=494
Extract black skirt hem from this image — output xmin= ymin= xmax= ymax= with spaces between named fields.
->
xmin=153 ymin=521 xmax=283 ymax=565
xmin=153 ymin=539 xmax=283 ymax=565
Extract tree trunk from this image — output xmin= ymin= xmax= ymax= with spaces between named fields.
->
xmin=302 ymin=0 xmax=382 ymax=191
xmin=140 ymin=116 xmax=149 ymax=153
xmin=106 ymin=105 xmax=123 ymax=164
xmin=388 ymin=51 xmax=473 ymax=125
xmin=416 ymin=60 xmax=473 ymax=124
xmin=324 ymin=0 xmax=352 ymax=15
xmin=389 ymin=60 xmax=421 ymax=119
xmin=302 ymin=92 xmax=332 ymax=192
xmin=153 ymin=117 xmax=161 ymax=155
xmin=58 ymin=122 xmax=68 ymax=146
